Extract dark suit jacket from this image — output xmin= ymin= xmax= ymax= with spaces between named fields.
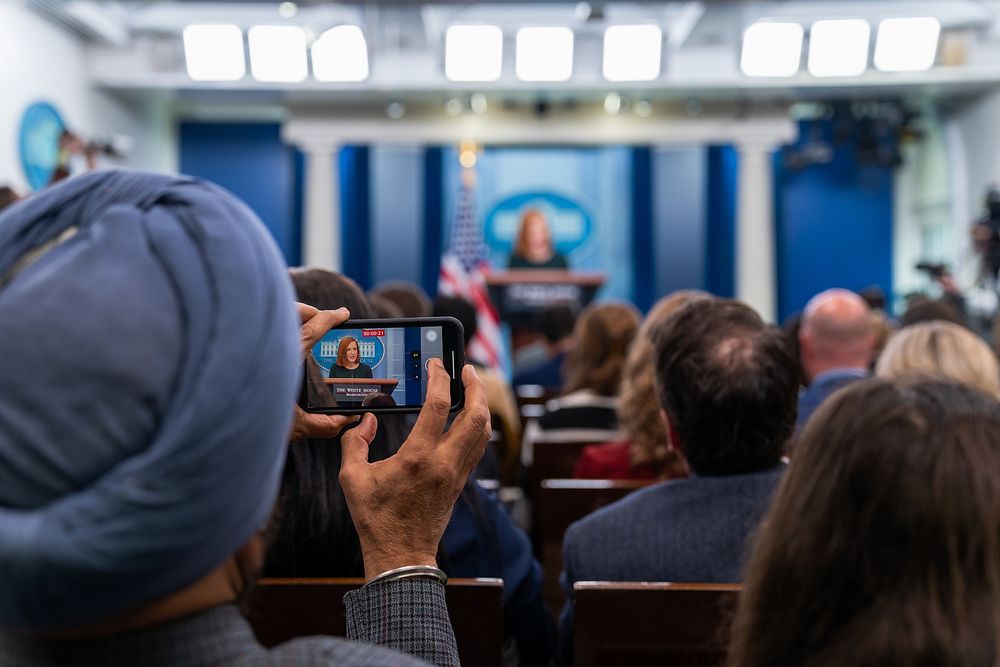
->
xmin=558 ymin=465 xmax=785 ymax=665
xmin=796 ymin=368 xmax=868 ymax=431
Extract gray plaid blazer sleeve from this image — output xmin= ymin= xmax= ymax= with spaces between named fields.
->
xmin=344 ymin=577 xmax=460 ymax=667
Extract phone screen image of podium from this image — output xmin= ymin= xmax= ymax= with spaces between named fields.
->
xmin=308 ymin=326 xmax=445 ymax=409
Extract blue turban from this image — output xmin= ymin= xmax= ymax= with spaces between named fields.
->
xmin=0 ymin=171 xmax=300 ymax=630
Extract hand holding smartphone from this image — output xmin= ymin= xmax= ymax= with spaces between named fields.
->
xmin=300 ymin=317 xmax=466 ymax=414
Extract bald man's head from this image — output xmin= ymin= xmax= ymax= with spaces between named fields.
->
xmin=799 ymin=289 xmax=875 ymax=381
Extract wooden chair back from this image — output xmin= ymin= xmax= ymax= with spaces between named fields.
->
xmin=515 ymin=385 xmax=561 ymax=422
xmin=530 ymin=437 xmax=617 ymax=497
xmin=245 ymin=577 xmax=504 ymax=667
xmin=573 ymin=582 xmax=741 ymax=667
xmin=536 ymin=479 xmax=652 ymax=614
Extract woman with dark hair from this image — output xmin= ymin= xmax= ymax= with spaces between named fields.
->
xmin=574 ymin=291 xmax=706 ymax=481
xmin=521 ymin=301 xmax=641 ymax=466
xmin=727 ymin=378 xmax=1000 ymax=667
xmin=269 ymin=268 xmax=555 ymax=666
xmin=329 ymin=335 xmax=373 ymax=379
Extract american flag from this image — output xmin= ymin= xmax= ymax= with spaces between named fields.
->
xmin=439 ymin=180 xmax=504 ymax=370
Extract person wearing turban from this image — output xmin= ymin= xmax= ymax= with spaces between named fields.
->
xmin=0 ymin=170 xmax=490 ymax=666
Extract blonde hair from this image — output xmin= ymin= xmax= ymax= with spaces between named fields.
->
xmin=563 ymin=301 xmax=641 ymax=397
xmin=620 ymin=291 xmax=709 ymax=475
xmin=876 ymin=321 xmax=1000 ymax=397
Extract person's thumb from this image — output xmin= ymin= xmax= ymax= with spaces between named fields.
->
xmin=340 ymin=412 xmax=377 ymax=471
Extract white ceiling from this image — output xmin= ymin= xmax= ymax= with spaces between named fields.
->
xmin=32 ymin=0 xmax=1000 ymax=105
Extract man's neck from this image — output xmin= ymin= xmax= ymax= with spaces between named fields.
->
xmin=33 ymin=540 xmax=263 ymax=641
xmin=36 ymin=563 xmax=239 ymax=641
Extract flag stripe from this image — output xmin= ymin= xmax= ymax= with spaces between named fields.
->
xmin=438 ymin=181 xmax=505 ymax=371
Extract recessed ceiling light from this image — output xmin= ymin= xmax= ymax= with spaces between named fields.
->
xmin=604 ymin=92 xmax=622 ymax=114
xmin=312 ymin=25 xmax=369 ymax=82
xmin=445 ymin=25 xmax=503 ymax=82
xmin=808 ymin=20 xmax=870 ymax=77
xmin=603 ymin=25 xmax=662 ymax=82
xmin=248 ymin=25 xmax=307 ymax=83
xmin=740 ymin=22 xmax=804 ymax=77
xmin=470 ymin=92 xmax=488 ymax=115
xmin=387 ymin=102 xmax=406 ymax=120
xmin=516 ymin=27 xmax=574 ymax=82
xmin=874 ymin=17 xmax=940 ymax=72
xmin=183 ymin=24 xmax=245 ymax=82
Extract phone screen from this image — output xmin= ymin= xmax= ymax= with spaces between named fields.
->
xmin=302 ymin=318 xmax=463 ymax=413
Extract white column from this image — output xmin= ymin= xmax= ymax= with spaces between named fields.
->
xmin=300 ymin=141 xmax=341 ymax=270
xmin=735 ymin=141 xmax=778 ymax=322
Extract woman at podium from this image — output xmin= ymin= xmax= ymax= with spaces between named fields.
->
xmin=508 ymin=208 xmax=569 ymax=270
xmin=328 ymin=336 xmax=373 ymax=379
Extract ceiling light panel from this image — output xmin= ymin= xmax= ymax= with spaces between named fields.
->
xmin=445 ymin=24 xmax=503 ymax=82
xmin=312 ymin=25 xmax=369 ymax=82
xmin=248 ymin=25 xmax=308 ymax=83
xmin=183 ymin=24 xmax=245 ymax=82
xmin=874 ymin=17 xmax=940 ymax=72
xmin=516 ymin=27 xmax=574 ymax=82
xmin=603 ymin=24 xmax=662 ymax=82
xmin=740 ymin=22 xmax=804 ymax=77
xmin=808 ymin=19 xmax=870 ymax=77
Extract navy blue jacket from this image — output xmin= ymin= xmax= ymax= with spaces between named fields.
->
xmin=558 ymin=466 xmax=785 ymax=665
xmin=796 ymin=368 xmax=868 ymax=431
xmin=443 ymin=483 xmax=554 ymax=666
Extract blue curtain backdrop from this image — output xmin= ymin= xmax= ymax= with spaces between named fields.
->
xmin=177 ymin=122 xmax=894 ymax=321
xmin=179 ymin=122 xmax=302 ymax=265
xmin=705 ymin=145 xmax=738 ymax=298
xmin=441 ymin=146 xmax=636 ymax=303
xmin=774 ymin=121 xmax=894 ymax=321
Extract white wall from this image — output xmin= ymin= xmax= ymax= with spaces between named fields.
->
xmin=943 ymin=86 xmax=1000 ymax=286
xmin=0 ymin=0 xmax=174 ymax=192
xmin=893 ymin=106 xmax=955 ymax=305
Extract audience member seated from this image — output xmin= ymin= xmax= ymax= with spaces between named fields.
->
xmin=781 ymin=311 xmax=809 ymax=387
xmin=521 ymin=301 xmax=640 ymax=467
xmin=434 ymin=295 xmax=522 ymax=481
xmin=574 ymin=291 xmax=707 ymax=481
xmin=367 ymin=292 xmax=405 ymax=318
xmin=727 ymin=379 xmax=1000 ymax=667
xmin=270 ymin=269 xmax=554 ymax=666
xmin=0 ymin=185 xmax=20 ymax=214
xmin=898 ymin=293 xmax=968 ymax=329
xmin=369 ymin=280 xmax=432 ymax=318
xmin=558 ymin=298 xmax=796 ymax=666
xmin=876 ymin=320 xmax=1000 ymax=397
xmin=796 ymin=288 xmax=875 ymax=431
xmin=513 ymin=303 xmax=577 ymax=388
xmin=867 ymin=308 xmax=892 ymax=369
xmin=0 ymin=171 xmax=491 ymax=666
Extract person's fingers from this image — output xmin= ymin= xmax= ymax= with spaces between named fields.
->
xmin=458 ymin=425 xmax=492 ymax=480
xmin=299 ymin=307 xmax=350 ymax=358
xmin=340 ymin=413 xmax=377 ymax=470
xmin=292 ymin=408 xmax=360 ymax=441
xmin=298 ymin=302 xmax=319 ymax=323
xmin=409 ymin=357 xmax=453 ymax=444
xmin=445 ymin=365 xmax=491 ymax=462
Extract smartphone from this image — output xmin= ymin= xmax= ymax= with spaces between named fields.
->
xmin=300 ymin=317 xmax=465 ymax=414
